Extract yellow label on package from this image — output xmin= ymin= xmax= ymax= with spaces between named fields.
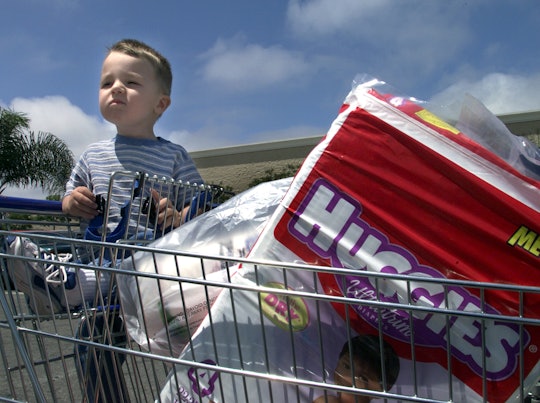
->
xmin=416 ymin=109 xmax=460 ymax=135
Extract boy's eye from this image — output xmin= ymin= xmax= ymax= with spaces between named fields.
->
xmin=101 ymin=81 xmax=112 ymax=88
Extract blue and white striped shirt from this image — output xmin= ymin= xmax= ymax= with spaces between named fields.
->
xmin=65 ymin=134 xmax=203 ymax=235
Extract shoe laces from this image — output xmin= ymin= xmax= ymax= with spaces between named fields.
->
xmin=42 ymin=252 xmax=73 ymax=285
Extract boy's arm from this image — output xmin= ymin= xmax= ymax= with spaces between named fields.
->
xmin=62 ymin=186 xmax=99 ymax=220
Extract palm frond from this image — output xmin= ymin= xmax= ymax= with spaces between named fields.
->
xmin=0 ymin=106 xmax=74 ymax=196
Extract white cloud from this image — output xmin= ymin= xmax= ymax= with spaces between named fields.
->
xmin=166 ymin=129 xmax=203 ymax=151
xmin=430 ymin=73 xmax=540 ymax=116
xmin=286 ymin=0 xmax=390 ymax=36
xmin=286 ymin=0 xmax=472 ymax=75
xmin=286 ymin=0 xmax=470 ymax=39
xmin=3 ymin=96 xmax=113 ymax=198
xmin=10 ymin=96 xmax=114 ymax=159
xmin=200 ymin=37 xmax=311 ymax=91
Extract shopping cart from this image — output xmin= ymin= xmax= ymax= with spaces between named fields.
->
xmin=1 ymin=172 xmax=540 ymax=402
xmin=0 ymin=171 xmax=225 ymax=402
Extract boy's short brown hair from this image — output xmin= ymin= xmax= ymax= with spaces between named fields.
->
xmin=109 ymin=39 xmax=172 ymax=95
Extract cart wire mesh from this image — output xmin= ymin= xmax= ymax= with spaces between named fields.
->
xmin=1 ymin=171 xmax=539 ymax=402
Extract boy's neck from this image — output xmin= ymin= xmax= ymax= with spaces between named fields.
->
xmin=117 ymin=131 xmax=158 ymax=141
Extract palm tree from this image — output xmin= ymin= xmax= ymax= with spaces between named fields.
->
xmin=0 ymin=107 xmax=74 ymax=196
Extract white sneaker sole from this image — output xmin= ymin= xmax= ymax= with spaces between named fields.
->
xmin=7 ymin=237 xmax=64 ymax=315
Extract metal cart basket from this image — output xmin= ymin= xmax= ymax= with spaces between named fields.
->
xmin=1 ymin=172 xmax=539 ymax=402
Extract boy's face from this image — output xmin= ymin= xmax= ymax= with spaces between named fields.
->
xmin=99 ymin=51 xmax=170 ymax=137
xmin=334 ymin=355 xmax=382 ymax=403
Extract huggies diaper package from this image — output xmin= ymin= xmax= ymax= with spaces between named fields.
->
xmin=159 ymin=77 xmax=540 ymax=402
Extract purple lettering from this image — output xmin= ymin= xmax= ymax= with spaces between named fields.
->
xmin=288 ymin=178 xmax=527 ymax=380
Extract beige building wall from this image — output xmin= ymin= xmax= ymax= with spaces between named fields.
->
xmin=197 ymin=158 xmax=305 ymax=192
xmin=192 ymin=136 xmax=320 ymax=192
xmin=192 ymin=111 xmax=540 ymax=193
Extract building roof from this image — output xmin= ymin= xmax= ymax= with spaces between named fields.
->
xmin=497 ymin=110 xmax=540 ymax=137
xmin=191 ymin=110 xmax=540 ymax=168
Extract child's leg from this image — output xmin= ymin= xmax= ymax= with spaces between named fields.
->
xmin=75 ymin=313 xmax=128 ymax=402
xmin=72 ymin=268 xmax=111 ymax=307
xmin=74 ymin=230 xmax=154 ymax=400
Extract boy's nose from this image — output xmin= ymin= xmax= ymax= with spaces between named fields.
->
xmin=111 ymin=81 xmax=125 ymax=93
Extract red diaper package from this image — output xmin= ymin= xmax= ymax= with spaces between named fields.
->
xmin=265 ymin=78 xmax=540 ymax=401
xmin=159 ymin=77 xmax=540 ymax=402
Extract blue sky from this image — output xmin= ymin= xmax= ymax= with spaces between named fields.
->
xmin=2 ymin=0 xmax=539 ymax=198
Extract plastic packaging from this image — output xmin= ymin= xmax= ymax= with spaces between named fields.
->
xmin=117 ymin=178 xmax=291 ymax=357
xmin=456 ymin=93 xmax=540 ymax=180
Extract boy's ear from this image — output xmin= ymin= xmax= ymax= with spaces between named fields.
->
xmin=155 ymin=94 xmax=171 ymax=115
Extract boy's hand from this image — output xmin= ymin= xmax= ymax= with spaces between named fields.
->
xmin=151 ymin=189 xmax=183 ymax=229
xmin=62 ymin=186 xmax=99 ymax=220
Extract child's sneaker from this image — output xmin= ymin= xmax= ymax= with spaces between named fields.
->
xmin=7 ymin=236 xmax=85 ymax=315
